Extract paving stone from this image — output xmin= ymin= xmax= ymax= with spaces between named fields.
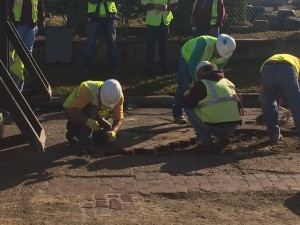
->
xmin=266 ymin=174 xmax=280 ymax=182
xmin=136 ymin=180 xmax=150 ymax=189
xmin=248 ymin=182 xmax=263 ymax=191
xmin=292 ymin=174 xmax=300 ymax=181
xmin=84 ymin=195 xmax=94 ymax=201
xmin=199 ymin=182 xmax=213 ymax=191
xmin=48 ymin=177 xmax=61 ymax=186
xmin=282 ymin=178 xmax=298 ymax=187
xmin=158 ymin=173 xmax=171 ymax=180
xmin=73 ymin=185 xmax=86 ymax=195
xmin=123 ymin=177 xmax=137 ymax=184
xmin=135 ymin=172 xmax=148 ymax=181
xmin=171 ymin=176 xmax=186 ymax=184
xmin=211 ymin=182 xmax=225 ymax=191
xmin=98 ymin=184 xmax=111 ymax=193
xmin=82 ymin=202 xmax=94 ymax=208
xmin=47 ymin=186 xmax=60 ymax=195
xmin=69 ymin=205 xmax=82 ymax=214
xmin=99 ymin=178 xmax=112 ymax=185
xmin=254 ymin=173 xmax=268 ymax=179
xmin=278 ymin=174 xmax=292 ymax=179
xmin=243 ymin=174 xmax=258 ymax=183
xmin=120 ymin=193 xmax=133 ymax=202
xmin=124 ymin=183 xmax=137 ymax=193
xmin=95 ymin=193 xmax=106 ymax=200
xmin=208 ymin=175 xmax=223 ymax=183
xmin=195 ymin=176 xmax=210 ymax=184
xmin=174 ymin=183 xmax=188 ymax=193
xmin=85 ymin=208 xmax=95 ymax=218
xmin=107 ymin=194 xmax=119 ymax=198
xmin=96 ymin=200 xmax=109 ymax=208
xmin=273 ymin=181 xmax=289 ymax=190
xmin=111 ymin=180 xmax=125 ymax=190
xmin=110 ymin=199 xmax=123 ymax=210
xmin=162 ymin=180 xmax=177 ymax=193
xmin=257 ymin=178 xmax=273 ymax=188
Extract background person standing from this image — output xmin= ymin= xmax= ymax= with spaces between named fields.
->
xmin=190 ymin=0 xmax=225 ymax=37
xmin=140 ymin=0 xmax=178 ymax=77
xmin=82 ymin=0 xmax=119 ymax=73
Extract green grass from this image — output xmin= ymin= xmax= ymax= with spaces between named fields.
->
xmin=38 ymin=58 xmax=264 ymax=97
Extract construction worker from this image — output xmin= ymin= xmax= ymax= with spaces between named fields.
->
xmin=190 ymin=0 xmax=226 ymax=37
xmin=63 ymin=79 xmax=124 ymax=153
xmin=82 ymin=0 xmax=119 ymax=73
xmin=172 ymin=34 xmax=236 ymax=124
xmin=260 ymin=54 xmax=300 ymax=144
xmin=183 ymin=61 xmax=242 ymax=153
xmin=140 ymin=0 xmax=178 ymax=77
xmin=9 ymin=0 xmax=45 ymax=55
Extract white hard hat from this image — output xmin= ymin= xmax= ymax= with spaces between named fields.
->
xmin=196 ymin=61 xmax=217 ymax=74
xmin=100 ymin=79 xmax=122 ymax=108
xmin=216 ymin=34 xmax=236 ymax=58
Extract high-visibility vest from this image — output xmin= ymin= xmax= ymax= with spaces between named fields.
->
xmin=260 ymin=54 xmax=300 ymax=76
xmin=194 ymin=78 xmax=241 ymax=123
xmin=141 ymin=0 xmax=177 ymax=26
xmin=190 ymin=0 xmax=218 ymax=26
xmin=9 ymin=50 xmax=24 ymax=81
xmin=182 ymin=36 xmax=227 ymax=66
xmin=63 ymin=81 xmax=104 ymax=108
xmin=87 ymin=1 xmax=117 ymax=17
xmin=12 ymin=0 xmax=38 ymax=22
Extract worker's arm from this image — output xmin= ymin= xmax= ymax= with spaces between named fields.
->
xmin=183 ymin=81 xmax=207 ymax=109
xmin=188 ymin=38 xmax=207 ymax=82
xmin=111 ymin=94 xmax=124 ymax=133
xmin=66 ymin=107 xmax=89 ymax=125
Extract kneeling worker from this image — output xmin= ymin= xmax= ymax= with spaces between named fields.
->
xmin=183 ymin=61 xmax=242 ymax=152
xmin=63 ymin=79 xmax=124 ymax=153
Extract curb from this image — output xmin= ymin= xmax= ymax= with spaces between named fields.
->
xmin=34 ymin=93 xmax=261 ymax=110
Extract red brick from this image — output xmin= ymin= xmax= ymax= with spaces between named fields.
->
xmin=69 ymin=205 xmax=82 ymax=214
xmin=95 ymin=193 xmax=106 ymax=200
xmin=135 ymin=172 xmax=148 ymax=181
xmin=85 ymin=208 xmax=95 ymax=218
xmin=73 ymin=185 xmax=86 ymax=195
xmin=158 ymin=173 xmax=171 ymax=180
xmin=110 ymin=199 xmax=123 ymax=210
xmin=96 ymin=200 xmax=109 ymax=208
xmin=273 ymin=181 xmax=289 ymax=190
xmin=137 ymin=180 xmax=150 ymax=189
xmin=171 ymin=176 xmax=186 ymax=184
xmin=111 ymin=180 xmax=125 ymax=190
xmin=282 ymin=178 xmax=298 ymax=187
xmin=174 ymin=183 xmax=188 ymax=193
xmin=211 ymin=182 xmax=225 ymax=191
xmin=97 ymin=184 xmax=111 ymax=193
xmin=82 ymin=202 xmax=94 ymax=208
xmin=124 ymin=183 xmax=137 ymax=193
xmin=208 ymin=175 xmax=223 ymax=183
xmin=121 ymin=193 xmax=133 ymax=202
xmin=195 ymin=176 xmax=210 ymax=184
xmin=248 ymin=182 xmax=263 ymax=191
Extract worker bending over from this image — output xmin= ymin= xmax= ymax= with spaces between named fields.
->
xmin=260 ymin=54 xmax=300 ymax=144
xmin=63 ymin=79 xmax=124 ymax=153
xmin=183 ymin=61 xmax=242 ymax=153
xmin=172 ymin=34 xmax=236 ymax=124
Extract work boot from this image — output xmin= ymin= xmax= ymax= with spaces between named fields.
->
xmin=173 ymin=116 xmax=187 ymax=124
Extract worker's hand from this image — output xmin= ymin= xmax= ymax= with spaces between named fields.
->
xmin=106 ymin=130 xmax=116 ymax=143
xmin=86 ymin=118 xmax=100 ymax=131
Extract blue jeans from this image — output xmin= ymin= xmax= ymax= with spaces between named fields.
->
xmin=262 ymin=63 xmax=300 ymax=140
xmin=82 ymin=17 xmax=118 ymax=71
xmin=185 ymin=108 xmax=237 ymax=144
xmin=66 ymin=105 xmax=98 ymax=144
xmin=16 ymin=24 xmax=38 ymax=55
xmin=145 ymin=24 xmax=169 ymax=76
xmin=172 ymin=54 xmax=191 ymax=117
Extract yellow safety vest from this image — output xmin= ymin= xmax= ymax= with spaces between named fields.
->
xmin=63 ymin=81 xmax=104 ymax=108
xmin=9 ymin=50 xmax=24 ymax=80
xmin=141 ymin=0 xmax=176 ymax=26
xmin=190 ymin=0 xmax=218 ymax=26
xmin=182 ymin=36 xmax=227 ymax=66
xmin=194 ymin=78 xmax=241 ymax=123
xmin=12 ymin=0 xmax=38 ymax=22
xmin=87 ymin=1 xmax=117 ymax=17
xmin=260 ymin=54 xmax=300 ymax=77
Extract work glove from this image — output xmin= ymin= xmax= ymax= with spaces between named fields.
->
xmin=86 ymin=118 xmax=100 ymax=131
xmin=106 ymin=130 xmax=116 ymax=143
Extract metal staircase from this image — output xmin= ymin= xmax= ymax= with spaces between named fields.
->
xmin=0 ymin=0 xmax=52 ymax=152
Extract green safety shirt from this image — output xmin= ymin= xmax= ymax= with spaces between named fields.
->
xmin=190 ymin=0 xmax=218 ymax=26
xmin=9 ymin=50 xmax=24 ymax=80
xmin=63 ymin=81 xmax=104 ymax=108
xmin=12 ymin=0 xmax=38 ymax=22
xmin=194 ymin=78 xmax=241 ymax=123
xmin=181 ymin=35 xmax=228 ymax=83
xmin=141 ymin=0 xmax=177 ymax=26
xmin=260 ymin=54 xmax=300 ymax=76
xmin=87 ymin=1 xmax=117 ymax=17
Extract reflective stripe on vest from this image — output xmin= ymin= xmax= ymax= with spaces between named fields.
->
xmin=142 ymin=0 xmax=174 ymax=26
xmin=87 ymin=1 xmax=117 ymax=17
xmin=9 ymin=50 xmax=24 ymax=80
xmin=63 ymin=81 xmax=104 ymax=108
xmin=198 ymin=79 xmax=238 ymax=108
xmin=190 ymin=0 xmax=218 ymax=26
xmin=12 ymin=0 xmax=38 ymax=22
xmin=194 ymin=78 xmax=241 ymax=123
xmin=260 ymin=54 xmax=300 ymax=77
xmin=210 ymin=0 xmax=218 ymax=26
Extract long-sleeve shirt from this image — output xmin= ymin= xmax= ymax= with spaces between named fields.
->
xmin=183 ymin=37 xmax=228 ymax=82
xmin=191 ymin=0 xmax=225 ymax=29
xmin=9 ymin=0 xmax=45 ymax=28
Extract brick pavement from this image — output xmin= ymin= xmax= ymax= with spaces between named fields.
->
xmin=43 ymin=172 xmax=300 ymax=216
